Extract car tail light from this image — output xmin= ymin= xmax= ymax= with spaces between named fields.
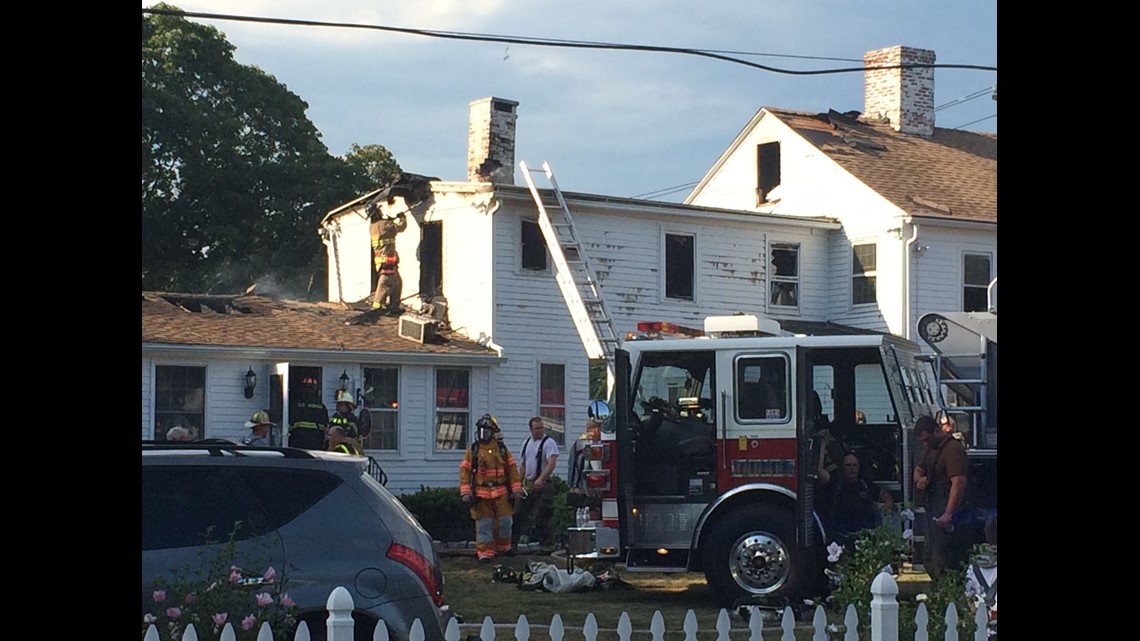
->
xmin=386 ymin=543 xmax=444 ymax=607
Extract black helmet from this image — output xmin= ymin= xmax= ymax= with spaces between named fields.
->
xmin=475 ymin=414 xmax=499 ymax=432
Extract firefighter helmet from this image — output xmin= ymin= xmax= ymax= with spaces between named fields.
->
xmin=244 ymin=410 xmax=275 ymax=428
xmin=335 ymin=389 xmax=356 ymax=409
xmin=475 ymin=414 xmax=499 ymax=431
xmin=301 ymin=377 xmax=318 ymax=386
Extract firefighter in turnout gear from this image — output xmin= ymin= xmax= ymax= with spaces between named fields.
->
xmin=458 ymin=414 xmax=522 ymax=563
xmin=330 ymin=389 xmax=363 ymax=453
xmin=288 ymin=377 xmax=330 ymax=450
xmin=370 ymin=212 xmax=407 ymax=314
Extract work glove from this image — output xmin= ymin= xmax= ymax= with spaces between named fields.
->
xmin=460 ymin=493 xmax=472 ymax=506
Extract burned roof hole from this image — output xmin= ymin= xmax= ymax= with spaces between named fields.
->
xmin=160 ymin=296 xmax=254 ymax=314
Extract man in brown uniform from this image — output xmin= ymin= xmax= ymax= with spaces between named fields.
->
xmin=913 ymin=415 xmax=969 ymax=579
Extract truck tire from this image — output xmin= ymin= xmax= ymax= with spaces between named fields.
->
xmin=703 ymin=503 xmax=815 ymax=605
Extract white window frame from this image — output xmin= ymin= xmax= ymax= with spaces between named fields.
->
xmin=538 ymin=362 xmax=567 ymax=446
xmin=662 ymin=230 xmax=696 ymax=302
xmin=769 ymin=242 xmax=800 ymax=310
xmin=433 ymin=367 xmax=470 ymax=451
xmin=852 ymin=242 xmax=877 ymax=306
xmin=153 ymin=363 xmax=207 ymax=441
xmin=962 ymin=252 xmax=992 ymax=312
xmin=361 ymin=366 xmax=400 ymax=453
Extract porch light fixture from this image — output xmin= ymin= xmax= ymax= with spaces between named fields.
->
xmin=339 ymin=370 xmax=351 ymax=392
xmin=244 ymin=367 xmax=257 ymax=399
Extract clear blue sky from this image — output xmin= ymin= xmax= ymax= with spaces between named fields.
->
xmin=144 ymin=1 xmax=997 ymax=202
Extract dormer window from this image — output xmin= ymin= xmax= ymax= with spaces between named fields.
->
xmin=757 ymin=142 xmax=781 ymax=204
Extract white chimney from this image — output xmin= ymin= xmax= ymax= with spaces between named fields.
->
xmin=467 ymin=97 xmax=518 ymax=184
xmin=863 ymin=46 xmax=935 ymax=137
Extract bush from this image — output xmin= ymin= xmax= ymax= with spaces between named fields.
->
xmin=398 ymin=478 xmax=575 ymax=545
xmin=398 ymin=486 xmax=472 ymax=541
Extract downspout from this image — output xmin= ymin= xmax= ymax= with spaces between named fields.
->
xmin=903 ymin=220 xmax=919 ymax=340
xmin=320 ymin=220 xmax=345 ymax=304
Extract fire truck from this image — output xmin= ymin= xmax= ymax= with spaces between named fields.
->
xmin=567 ymin=312 xmax=996 ymax=606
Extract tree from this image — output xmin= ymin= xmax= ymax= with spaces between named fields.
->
xmin=343 ymin=143 xmax=402 ymax=188
xmin=142 ymin=4 xmax=374 ymax=297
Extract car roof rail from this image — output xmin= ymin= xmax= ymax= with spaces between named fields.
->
xmin=141 ymin=442 xmax=318 ymax=458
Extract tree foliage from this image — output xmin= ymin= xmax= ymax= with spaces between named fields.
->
xmin=142 ymin=5 xmax=389 ymax=297
xmin=343 ymin=143 xmax=402 ymax=188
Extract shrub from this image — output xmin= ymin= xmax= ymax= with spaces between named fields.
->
xmin=397 ymin=485 xmax=472 ymax=541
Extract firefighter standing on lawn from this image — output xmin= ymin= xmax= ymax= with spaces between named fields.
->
xmin=458 ymin=414 xmax=522 ymax=563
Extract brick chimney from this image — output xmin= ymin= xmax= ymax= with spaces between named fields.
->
xmin=863 ymin=46 xmax=935 ymax=137
xmin=467 ymin=97 xmax=518 ymax=184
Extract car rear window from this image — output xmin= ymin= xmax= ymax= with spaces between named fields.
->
xmin=236 ymin=467 xmax=341 ymax=530
xmin=141 ymin=466 xmax=342 ymax=551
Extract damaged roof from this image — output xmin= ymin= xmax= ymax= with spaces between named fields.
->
xmin=770 ymin=107 xmax=997 ymax=223
xmin=142 ymin=292 xmax=499 ymax=361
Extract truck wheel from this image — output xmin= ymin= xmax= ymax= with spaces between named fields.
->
xmin=703 ymin=503 xmax=813 ymax=605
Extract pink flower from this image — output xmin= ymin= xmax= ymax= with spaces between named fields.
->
xmin=262 ymin=567 xmax=277 ymax=583
xmin=212 ymin=613 xmax=228 ymax=627
xmin=229 ymin=566 xmax=243 ymax=583
xmin=152 ymin=590 xmax=166 ymax=603
xmin=144 ymin=614 xmax=157 ymax=624
xmin=183 ymin=593 xmax=194 ymax=604
xmin=166 ymin=607 xmax=182 ymax=619
xmin=255 ymin=592 xmax=273 ymax=607
xmin=241 ymin=615 xmax=257 ymax=630
xmin=280 ymin=594 xmax=295 ymax=608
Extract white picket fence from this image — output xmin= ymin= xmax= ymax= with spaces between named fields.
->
xmin=142 ymin=573 xmax=989 ymax=641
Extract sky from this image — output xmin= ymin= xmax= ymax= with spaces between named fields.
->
xmin=143 ymin=1 xmax=997 ymax=203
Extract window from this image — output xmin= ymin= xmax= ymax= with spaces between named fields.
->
xmin=539 ymin=364 xmax=566 ymax=445
xmin=757 ymin=142 xmax=781 ymax=203
xmin=963 ymin=253 xmax=992 ymax=312
xmin=419 ymin=221 xmax=442 ymax=300
xmin=735 ymin=355 xmax=789 ymax=422
xmin=665 ymin=233 xmax=694 ymax=300
xmin=361 ymin=367 xmax=399 ymax=450
xmin=852 ymin=243 xmax=877 ymax=305
xmin=154 ymin=365 xmax=205 ymax=441
xmin=770 ymin=243 xmax=799 ymax=308
xmin=521 ymin=219 xmax=547 ymax=271
xmin=434 ymin=368 xmax=470 ymax=450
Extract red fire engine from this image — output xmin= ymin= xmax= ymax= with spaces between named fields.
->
xmin=568 ymin=313 xmax=951 ymax=606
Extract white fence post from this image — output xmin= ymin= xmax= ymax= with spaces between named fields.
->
xmin=326 ymin=586 xmax=355 ymax=641
xmin=780 ymin=606 xmax=795 ymax=641
xmin=716 ymin=608 xmax=732 ymax=641
xmin=870 ymin=571 xmax=899 ymax=641
xmin=943 ymin=602 xmax=959 ymax=641
xmin=549 ymin=613 xmax=565 ymax=641
xmin=843 ymin=604 xmax=859 ymax=641
xmin=914 ymin=602 xmax=929 ymax=641
xmin=649 ymin=611 xmax=666 ymax=641
xmin=515 ymin=614 xmax=530 ymax=641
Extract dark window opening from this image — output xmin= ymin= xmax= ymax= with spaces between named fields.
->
xmin=521 ymin=219 xmax=547 ymax=271
xmin=665 ymin=233 xmax=694 ymax=301
xmin=757 ymin=142 xmax=781 ymax=203
xmin=963 ymin=253 xmax=992 ymax=312
xmin=852 ymin=243 xmax=877 ymax=305
xmin=770 ymin=243 xmax=799 ymax=308
xmin=419 ymin=222 xmax=442 ymax=300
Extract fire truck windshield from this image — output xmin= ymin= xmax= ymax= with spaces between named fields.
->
xmin=634 ymin=351 xmax=715 ymax=425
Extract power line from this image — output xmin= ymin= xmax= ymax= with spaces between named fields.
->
xmin=630 ymin=182 xmax=699 ymax=200
xmin=935 ymin=86 xmax=995 ymax=112
xmin=950 ymin=114 xmax=996 ymax=130
xmin=142 ymin=8 xmax=997 ymax=76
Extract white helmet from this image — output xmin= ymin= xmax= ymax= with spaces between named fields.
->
xmin=335 ymin=390 xmax=356 ymax=409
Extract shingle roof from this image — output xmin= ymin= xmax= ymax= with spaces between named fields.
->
xmin=141 ymin=292 xmax=497 ymax=357
xmin=768 ymin=108 xmax=996 ymax=223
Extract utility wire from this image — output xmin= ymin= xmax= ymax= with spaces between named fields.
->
xmin=950 ymin=114 xmax=996 ymax=130
xmin=142 ymin=8 xmax=997 ymax=75
xmin=935 ymin=86 xmax=996 ymax=112
xmin=630 ymin=182 xmax=699 ymax=200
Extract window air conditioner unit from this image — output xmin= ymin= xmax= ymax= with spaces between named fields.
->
xmin=398 ymin=315 xmax=436 ymax=344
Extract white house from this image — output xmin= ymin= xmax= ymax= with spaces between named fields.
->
xmin=142 ymin=44 xmax=995 ymax=495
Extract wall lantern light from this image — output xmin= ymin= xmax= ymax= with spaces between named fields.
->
xmin=244 ymin=367 xmax=257 ymax=399
xmin=339 ymin=370 xmax=351 ymax=392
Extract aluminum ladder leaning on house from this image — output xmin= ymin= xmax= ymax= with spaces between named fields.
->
xmin=519 ymin=160 xmax=619 ymax=390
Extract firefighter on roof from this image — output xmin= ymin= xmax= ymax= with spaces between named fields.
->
xmin=370 ymin=212 xmax=407 ymax=314
xmin=458 ymin=414 xmax=522 ymax=563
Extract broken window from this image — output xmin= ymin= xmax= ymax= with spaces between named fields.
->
xmin=361 ymin=367 xmax=399 ymax=451
xmin=521 ymin=219 xmax=547 ymax=271
xmin=434 ymin=368 xmax=470 ymax=450
xmin=770 ymin=243 xmax=799 ymax=308
xmin=757 ymin=142 xmax=781 ymax=204
xmin=852 ymin=243 xmax=877 ymax=305
xmin=539 ymin=363 xmax=566 ymax=445
xmin=154 ymin=365 xmax=205 ymax=441
xmin=419 ymin=222 xmax=443 ymax=300
xmin=665 ymin=233 xmax=694 ymax=301
xmin=963 ymin=253 xmax=992 ymax=312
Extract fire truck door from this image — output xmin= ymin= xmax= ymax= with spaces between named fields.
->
xmin=796 ymin=347 xmax=819 ymax=548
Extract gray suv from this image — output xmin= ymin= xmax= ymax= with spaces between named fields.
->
xmin=141 ymin=443 xmax=450 ymax=641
